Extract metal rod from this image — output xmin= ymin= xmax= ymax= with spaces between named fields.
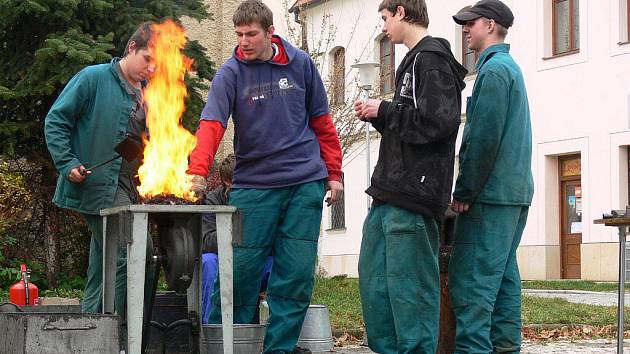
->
xmin=102 ymin=215 xmax=119 ymax=314
xmin=127 ymin=212 xmax=149 ymax=354
xmin=216 ymin=212 xmax=235 ymax=354
xmin=85 ymin=155 xmax=120 ymax=172
xmin=362 ymin=88 xmax=371 ymax=211
xmin=187 ymin=218 xmax=202 ymax=353
xmin=619 ymin=226 xmax=627 ymax=354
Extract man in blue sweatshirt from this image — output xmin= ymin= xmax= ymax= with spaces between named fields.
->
xmin=187 ymin=1 xmax=343 ymax=353
xmin=450 ymin=1 xmax=534 ymax=353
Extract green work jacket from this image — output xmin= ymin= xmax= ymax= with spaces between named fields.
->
xmin=45 ymin=59 xmax=135 ymax=214
xmin=453 ymin=44 xmax=534 ymax=206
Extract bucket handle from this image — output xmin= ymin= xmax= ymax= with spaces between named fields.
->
xmin=43 ymin=323 xmax=97 ymax=331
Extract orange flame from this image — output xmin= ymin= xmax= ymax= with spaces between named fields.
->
xmin=137 ymin=20 xmax=197 ymax=201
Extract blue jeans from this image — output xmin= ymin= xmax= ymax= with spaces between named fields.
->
xmin=202 ymin=253 xmax=273 ymax=324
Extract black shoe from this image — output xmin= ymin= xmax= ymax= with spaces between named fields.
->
xmin=292 ymin=346 xmax=312 ymax=354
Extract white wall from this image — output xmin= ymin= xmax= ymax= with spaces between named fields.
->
xmin=262 ymin=0 xmax=292 ymax=36
xmin=291 ymin=0 xmax=630 ymax=278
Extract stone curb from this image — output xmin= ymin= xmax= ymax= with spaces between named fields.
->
xmin=523 ymin=289 xmax=617 ymax=295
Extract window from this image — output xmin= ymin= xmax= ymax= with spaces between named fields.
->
xmin=330 ymin=47 xmax=345 ymax=105
xmin=330 ymin=190 xmax=345 ymax=230
xmin=461 ymin=28 xmax=478 ymax=73
xmin=552 ymin=0 xmax=579 ymax=55
xmin=379 ymin=36 xmax=395 ymax=94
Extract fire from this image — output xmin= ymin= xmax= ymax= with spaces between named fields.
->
xmin=137 ymin=20 xmax=197 ymax=201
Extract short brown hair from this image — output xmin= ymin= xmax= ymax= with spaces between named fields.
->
xmin=219 ymin=154 xmax=236 ymax=187
xmin=378 ymin=0 xmax=429 ymax=27
xmin=123 ymin=22 xmax=154 ymax=56
xmin=482 ymin=18 xmax=509 ymax=39
xmin=233 ymin=0 xmax=273 ymax=30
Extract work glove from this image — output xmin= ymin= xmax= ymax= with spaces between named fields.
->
xmin=190 ymin=174 xmax=207 ymax=197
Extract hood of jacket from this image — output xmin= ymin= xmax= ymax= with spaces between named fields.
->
xmin=398 ymin=36 xmax=468 ymax=93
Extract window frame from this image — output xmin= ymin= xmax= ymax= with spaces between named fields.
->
xmin=552 ymin=0 xmax=579 ymax=55
xmin=379 ymin=36 xmax=395 ymax=94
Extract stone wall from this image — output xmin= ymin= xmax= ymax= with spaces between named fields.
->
xmin=181 ymin=0 xmax=241 ymax=163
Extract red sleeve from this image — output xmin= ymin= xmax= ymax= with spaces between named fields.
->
xmin=309 ymin=113 xmax=342 ymax=183
xmin=187 ymin=120 xmax=226 ymax=177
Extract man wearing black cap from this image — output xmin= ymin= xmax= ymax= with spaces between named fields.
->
xmin=449 ymin=1 xmax=533 ymax=353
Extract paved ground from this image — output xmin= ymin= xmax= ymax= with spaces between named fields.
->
xmin=520 ymin=339 xmax=627 ymax=353
xmin=335 ymin=340 xmax=630 ymax=353
xmin=523 ymin=289 xmax=627 ymax=306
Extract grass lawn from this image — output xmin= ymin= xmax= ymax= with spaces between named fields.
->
xmin=522 ymin=295 xmax=629 ymax=326
xmin=311 ymin=276 xmax=364 ymax=331
xmin=312 ymin=277 xmax=628 ymax=332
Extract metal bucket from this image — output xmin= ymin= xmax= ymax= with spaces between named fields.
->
xmin=297 ymin=305 xmax=334 ymax=353
xmin=202 ymin=324 xmax=266 ymax=354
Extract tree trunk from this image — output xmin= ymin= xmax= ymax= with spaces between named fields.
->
xmin=42 ymin=166 xmax=61 ymax=288
xmin=437 ymin=211 xmax=457 ymax=353
xmin=438 ymin=267 xmax=455 ymax=354
xmin=44 ymin=209 xmax=61 ymax=288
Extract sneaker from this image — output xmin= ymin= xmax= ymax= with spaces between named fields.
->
xmin=292 ymin=346 xmax=312 ymax=354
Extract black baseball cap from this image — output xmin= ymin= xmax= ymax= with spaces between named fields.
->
xmin=452 ymin=0 xmax=514 ymax=28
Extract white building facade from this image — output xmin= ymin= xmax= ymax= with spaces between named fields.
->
xmin=286 ymin=0 xmax=630 ymax=281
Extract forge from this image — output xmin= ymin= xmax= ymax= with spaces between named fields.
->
xmin=100 ymin=204 xmax=240 ymax=354
xmin=142 ymin=194 xmax=203 ymax=205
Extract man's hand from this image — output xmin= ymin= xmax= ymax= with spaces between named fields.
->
xmin=451 ymin=199 xmax=470 ymax=214
xmin=354 ymin=99 xmax=381 ymax=121
xmin=325 ymin=180 xmax=344 ymax=206
xmin=189 ymin=174 xmax=207 ymax=197
xmin=68 ymin=165 xmax=90 ymax=183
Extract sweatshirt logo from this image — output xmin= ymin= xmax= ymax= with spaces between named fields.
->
xmin=279 ymin=77 xmax=293 ymax=90
xmin=400 ymin=73 xmax=413 ymax=100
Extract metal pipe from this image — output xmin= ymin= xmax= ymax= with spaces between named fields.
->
xmin=365 ymin=121 xmax=370 ymax=211
xmin=618 ymin=226 xmax=627 ymax=354
xmin=362 ymin=88 xmax=371 ymax=211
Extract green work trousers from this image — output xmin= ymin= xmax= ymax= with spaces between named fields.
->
xmin=209 ymin=180 xmax=325 ymax=354
xmin=81 ymin=187 xmax=154 ymax=316
xmin=448 ymin=203 xmax=529 ymax=354
xmin=358 ymin=203 xmax=440 ymax=354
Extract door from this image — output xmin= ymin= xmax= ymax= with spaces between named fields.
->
xmin=561 ymin=179 xmax=582 ymax=279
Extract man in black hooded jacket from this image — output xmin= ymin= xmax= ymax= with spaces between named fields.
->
xmin=354 ymin=0 xmax=467 ymax=352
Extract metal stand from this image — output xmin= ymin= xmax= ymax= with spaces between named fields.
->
xmin=618 ymin=226 xmax=627 ymax=354
xmin=100 ymin=204 xmax=237 ymax=354
xmin=595 ymin=217 xmax=630 ymax=354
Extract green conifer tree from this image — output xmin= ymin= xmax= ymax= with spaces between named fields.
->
xmin=0 ymin=0 xmax=215 ymax=287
